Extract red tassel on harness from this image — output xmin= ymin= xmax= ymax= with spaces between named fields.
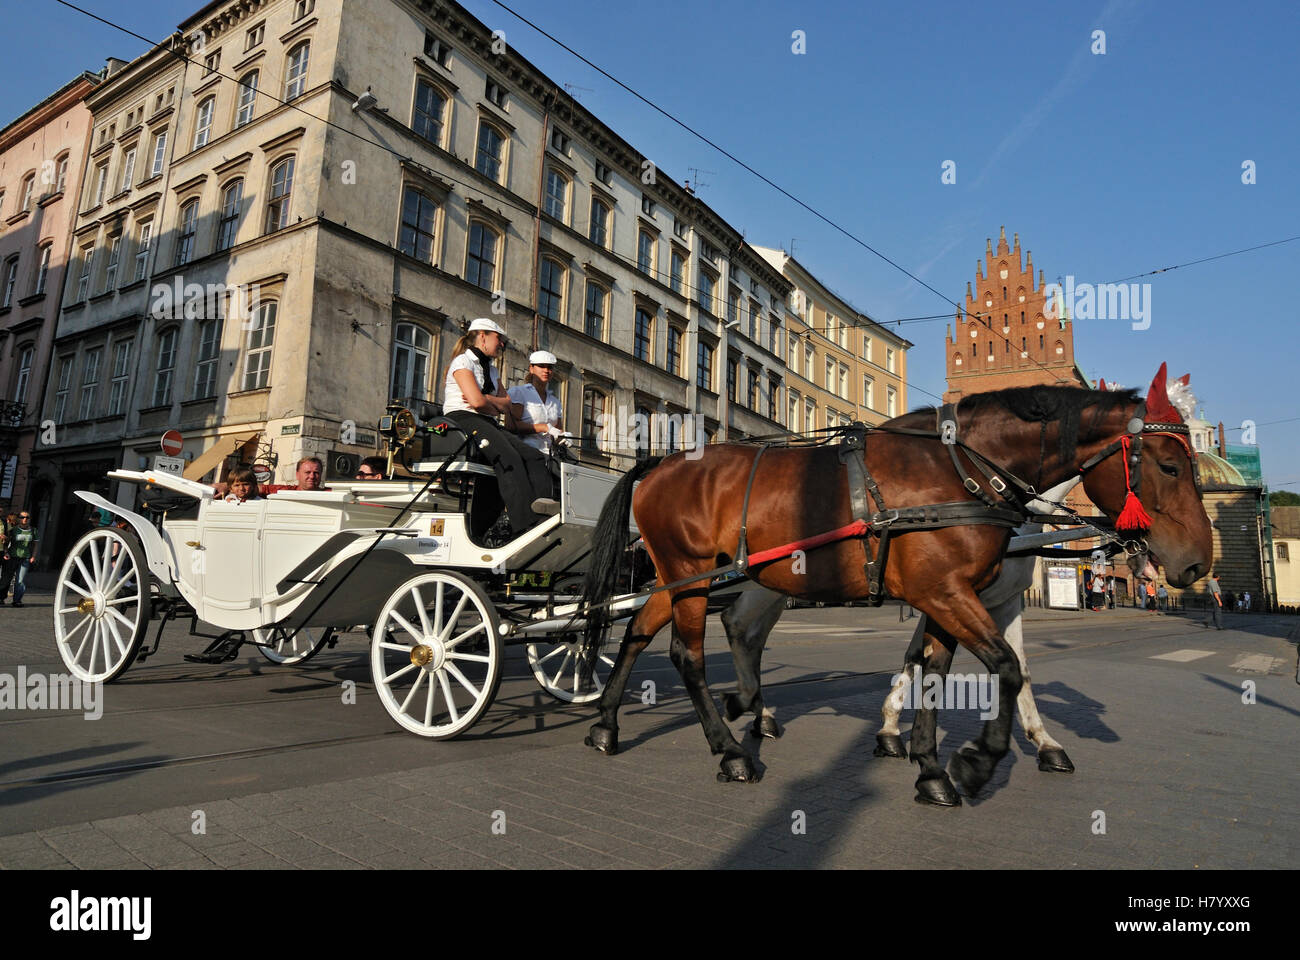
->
xmin=1115 ymin=434 xmax=1152 ymax=533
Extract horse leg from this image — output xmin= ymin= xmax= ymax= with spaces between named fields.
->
xmin=720 ymin=587 xmax=785 ymax=739
xmin=669 ymin=588 xmax=758 ymax=782
xmin=585 ymin=587 xmax=672 ymax=756
xmin=875 ymin=612 xmax=928 ymax=759
xmin=909 ymin=628 xmax=962 ymax=805
xmin=991 ymin=597 xmax=1074 ymax=773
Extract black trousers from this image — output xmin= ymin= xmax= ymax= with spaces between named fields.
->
xmin=446 ymin=411 xmax=553 ymax=535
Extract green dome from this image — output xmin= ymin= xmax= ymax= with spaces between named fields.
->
xmin=1197 ymin=451 xmax=1246 ymax=487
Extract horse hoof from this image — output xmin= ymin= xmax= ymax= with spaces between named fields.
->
xmin=722 ymin=692 xmax=747 ymax=722
xmin=584 ymin=725 xmax=618 ymax=755
xmin=914 ymin=775 xmax=961 ymax=807
xmin=1037 ymin=748 xmax=1075 ymax=773
xmin=717 ymin=753 xmax=760 ymax=783
xmin=947 ymin=749 xmax=992 ymax=798
xmin=752 ymin=715 xmax=783 ymax=739
xmin=873 ymin=733 xmax=908 ymax=759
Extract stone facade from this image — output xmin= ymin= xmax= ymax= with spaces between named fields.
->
xmin=1163 ymin=485 xmax=1268 ymax=606
xmin=1270 ymin=505 xmax=1300 ymax=605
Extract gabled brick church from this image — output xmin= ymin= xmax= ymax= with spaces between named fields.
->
xmin=944 ymin=226 xmax=1090 ymax=403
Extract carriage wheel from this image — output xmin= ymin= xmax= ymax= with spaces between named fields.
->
xmin=54 ymin=527 xmax=150 ymax=684
xmin=370 ymin=570 xmax=502 ymax=739
xmin=526 ymin=636 xmax=615 ymax=703
xmin=253 ymin=625 xmax=335 ymax=665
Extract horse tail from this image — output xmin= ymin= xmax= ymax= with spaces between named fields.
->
xmin=579 ymin=456 xmax=663 ymax=666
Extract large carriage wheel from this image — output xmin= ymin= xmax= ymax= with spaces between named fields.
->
xmin=370 ymin=570 xmax=502 ymax=739
xmin=253 ymin=625 xmax=335 ymax=665
xmin=54 ymin=527 xmax=150 ymax=683
xmin=527 ymin=635 xmax=615 ymax=704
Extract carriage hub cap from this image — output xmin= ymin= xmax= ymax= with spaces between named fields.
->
xmin=77 ymin=594 xmax=105 ymax=618
xmin=411 ymin=641 xmax=445 ymax=670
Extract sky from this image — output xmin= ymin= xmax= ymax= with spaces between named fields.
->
xmin=4 ymin=0 xmax=1298 ymax=487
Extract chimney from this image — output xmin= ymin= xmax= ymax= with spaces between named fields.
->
xmin=1218 ymin=421 xmax=1226 ymax=456
xmin=104 ymin=57 xmax=129 ymax=77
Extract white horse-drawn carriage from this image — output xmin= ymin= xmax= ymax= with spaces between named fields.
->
xmin=53 ymin=413 xmax=649 ymax=738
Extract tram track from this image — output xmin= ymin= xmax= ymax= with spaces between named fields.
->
xmin=0 ymin=626 xmax=1178 ymax=791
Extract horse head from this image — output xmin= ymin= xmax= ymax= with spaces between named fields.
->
xmin=1082 ymin=362 xmax=1213 ymax=587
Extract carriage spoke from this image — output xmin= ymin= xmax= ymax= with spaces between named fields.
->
xmin=378 ymin=640 xmax=417 ymax=653
xmin=549 ymin=650 xmax=573 ymax=688
xmin=106 ymin=607 xmax=137 ymax=633
xmin=533 ymin=645 xmax=566 ymax=666
xmin=73 ymin=557 xmax=95 ymax=593
xmin=382 ymin=661 xmax=418 ymax=685
xmin=443 ymin=622 xmax=485 ymax=650
xmin=104 ymin=615 xmax=127 ymax=658
xmin=68 ymin=617 xmax=94 ymax=661
xmin=100 ymin=539 xmax=116 ymax=588
xmin=89 ymin=622 xmax=103 ymax=675
xmin=413 ymin=586 xmax=434 ymax=638
xmin=437 ymin=595 xmax=470 ymax=644
xmin=88 ymin=538 xmax=103 ymax=587
xmin=447 ymin=651 xmax=490 ymax=663
xmin=63 ymin=580 xmax=92 ymax=600
xmin=388 ymin=611 xmax=424 ymax=643
xmin=438 ymin=670 xmax=460 ymax=723
xmin=398 ymin=669 xmax=426 ymax=714
xmin=424 ymin=671 xmax=438 ymax=727
xmin=444 ymin=661 xmax=480 ymax=701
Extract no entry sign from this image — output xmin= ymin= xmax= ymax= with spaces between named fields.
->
xmin=160 ymin=430 xmax=183 ymax=456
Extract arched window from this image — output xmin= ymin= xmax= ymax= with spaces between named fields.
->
xmin=584 ymin=281 xmax=607 ymax=341
xmin=589 ymin=197 xmax=609 ymax=248
xmin=538 ymin=257 xmax=564 ymax=322
xmin=265 ymin=156 xmax=295 ymax=232
xmin=399 ymin=185 xmax=438 ymax=263
xmin=465 ymin=221 xmax=498 ymax=290
xmin=55 ymin=154 xmax=70 ymax=194
xmin=217 ymin=179 xmax=244 ymax=250
xmin=637 ymin=230 xmax=654 ymax=275
xmin=634 ymin=307 xmax=653 ymax=361
xmin=235 ymin=71 xmax=259 ymax=127
xmin=153 ymin=327 xmax=178 ymax=407
xmin=390 ymin=322 xmax=432 ymax=402
xmin=284 ymin=42 xmax=311 ymax=100
xmin=582 ymin=387 xmax=607 ymax=450
xmin=34 ymin=244 xmax=52 ymax=295
xmin=698 ymin=270 xmax=715 ymax=314
xmin=12 ymin=345 xmax=34 ymax=402
xmin=413 ymin=79 xmax=446 ymax=145
xmin=544 ymin=169 xmax=568 ymax=222
xmin=242 ymin=301 xmax=276 ymax=390
xmin=193 ymin=319 xmax=222 ymax=399
xmin=953 ymin=353 xmax=962 ymax=367
xmin=20 ymin=173 xmax=36 ymax=211
xmin=2 ymin=257 xmax=18 ymax=308
xmin=175 ymin=200 xmax=198 ymax=265
xmin=193 ymin=96 xmax=215 ymax=148
xmin=475 ymin=122 xmax=504 ymax=181
xmin=107 ymin=339 xmax=133 ymax=416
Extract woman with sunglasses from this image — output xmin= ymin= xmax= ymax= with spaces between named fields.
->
xmin=441 ymin=318 xmax=557 ymax=536
xmin=0 ymin=510 xmax=38 ymax=607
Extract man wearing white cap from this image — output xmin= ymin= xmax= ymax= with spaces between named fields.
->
xmin=508 ymin=350 xmax=571 ymax=455
xmin=442 ymin=318 xmax=558 ymax=535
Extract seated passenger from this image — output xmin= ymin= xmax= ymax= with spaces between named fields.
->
xmin=263 ymin=456 xmax=330 ymax=495
xmin=354 ymin=456 xmax=387 ymax=480
xmin=442 ymin=318 xmax=558 ymax=535
xmin=224 ymin=465 xmax=264 ymax=503
xmin=508 ymin=350 xmax=573 ymax=456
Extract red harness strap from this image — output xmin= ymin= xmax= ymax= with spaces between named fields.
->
xmin=745 ymin=519 xmax=871 ymax=567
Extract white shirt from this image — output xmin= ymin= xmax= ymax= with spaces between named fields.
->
xmin=508 ymin=382 xmax=562 ymax=452
xmin=443 ymin=350 xmax=501 ymax=415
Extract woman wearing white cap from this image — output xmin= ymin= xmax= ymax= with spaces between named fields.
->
xmin=508 ymin=350 xmax=571 ymax=455
xmin=442 ymin=318 xmax=558 ymax=535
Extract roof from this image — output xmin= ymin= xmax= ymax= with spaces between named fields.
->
xmin=1198 ymin=451 xmax=1246 ymax=487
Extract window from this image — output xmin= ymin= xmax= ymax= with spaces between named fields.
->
xmin=886 ymin=347 xmax=895 ymax=372
xmin=193 ymin=97 xmax=214 ymax=148
xmin=550 ymin=128 xmax=569 ymax=154
xmin=862 ymin=375 xmax=874 ymax=410
xmin=584 ymin=282 xmax=607 ymax=341
xmin=465 ymin=221 xmax=498 ymax=290
xmin=265 ymin=156 xmax=294 ymax=232
xmin=887 ymin=386 xmax=897 ymax=417
xmin=20 ymin=174 xmax=36 ymax=211
xmin=204 ymin=50 xmax=221 ymax=76
xmin=92 ymin=163 xmax=108 ymax=206
xmin=862 ymin=334 xmax=871 ymax=361
xmin=76 ymin=245 xmax=94 ymax=301
xmin=696 ymin=340 xmax=714 ymax=391
xmin=804 ymin=345 xmax=814 ymax=381
xmin=788 ymin=391 xmax=800 ymax=430
xmin=727 ymin=358 xmax=738 ymax=402
xmin=582 ymin=387 xmax=606 ymax=450
xmin=56 ymin=156 xmax=69 ymax=193
xmin=670 ymin=250 xmax=685 ymax=294
xmin=768 ymin=376 xmax=779 ymax=420
xmin=77 ymin=348 xmax=102 ymax=420
xmin=588 ymin=197 xmax=609 ymax=248
xmin=544 ymin=169 xmax=568 ymax=221
xmin=217 ymin=180 xmax=244 ymax=251
xmin=749 ymin=299 xmax=762 ymax=342
xmin=423 ymin=31 xmax=450 ymax=67
xmin=103 ymin=236 xmax=122 ymax=291
xmin=538 ymin=258 xmax=564 ymax=322
xmin=13 ymin=346 xmax=33 ymax=402
xmin=292 ymin=0 xmax=315 ymax=23
xmin=379 ymin=322 xmax=429 ymax=405
xmin=698 ymin=271 xmax=714 ymax=314
xmin=118 ymin=147 xmax=137 ymax=192
xmin=637 ymin=230 xmax=654 ymax=275
xmin=192 ymin=319 xmax=221 ymax=399
xmin=594 ymin=162 xmax=612 ymax=185
xmin=825 ymin=357 xmax=835 ymax=392
xmin=235 ymin=71 xmax=259 ymax=127
xmin=149 ymin=131 xmax=168 ymax=177
xmin=634 ymin=307 xmax=653 ymax=361
xmin=396 ymin=185 xmax=438 ymax=263
xmin=1278 ymin=543 xmax=1290 ymax=561
xmin=34 ymin=245 xmax=51 ymax=295
xmin=673 ymin=217 xmax=687 ymax=240
xmin=284 ymin=42 xmax=310 ymax=100
xmin=243 ymin=301 xmax=276 ymax=390
xmin=727 ymin=288 xmax=738 ymax=326
xmin=412 ymin=79 xmax=445 ymax=145
xmin=747 ymin=369 xmax=759 ymax=410
xmin=133 ymin=221 xmax=153 ymax=281
xmin=107 ymin=340 xmax=132 ymax=416
xmin=485 ymin=77 xmax=507 ymax=108
xmin=53 ymin=357 xmax=73 ymax=422
xmin=640 ymin=193 xmax=655 ymax=216
xmin=2 ymin=258 xmax=17 ymax=308
xmin=667 ymin=326 xmax=682 ymax=376
xmin=804 ymin=400 xmax=815 ymax=434
xmin=153 ymin=328 xmax=177 ymax=407
xmin=245 ymin=23 xmax=264 ymax=50
xmin=175 ymin=201 xmax=198 ymax=265
xmin=475 ymin=122 xmax=504 ymax=181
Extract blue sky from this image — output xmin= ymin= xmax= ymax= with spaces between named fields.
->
xmin=5 ymin=0 xmax=1297 ymax=487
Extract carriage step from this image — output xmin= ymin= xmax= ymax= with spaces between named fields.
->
xmin=183 ymin=633 xmax=244 ymax=664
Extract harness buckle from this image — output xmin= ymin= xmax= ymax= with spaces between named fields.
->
xmin=872 ymin=509 xmax=900 ymax=529
xmin=963 ymin=477 xmax=981 ymax=494
xmin=989 ymin=475 xmax=1007 ymax=493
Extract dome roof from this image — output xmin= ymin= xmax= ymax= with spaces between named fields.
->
xmin=1197 ymin=451 xmax=1246 ymax=487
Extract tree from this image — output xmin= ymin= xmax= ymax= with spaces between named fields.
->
xmin=1269 ymin=490 xmax=1300 ymax=506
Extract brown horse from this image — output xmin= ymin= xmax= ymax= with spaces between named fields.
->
xmin=578 ymin=363 xmax=1212 ymax=803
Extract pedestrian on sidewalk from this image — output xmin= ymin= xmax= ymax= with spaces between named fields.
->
xmin=1145 ymin=579 xmax=1157 ymax=612
xmin=1105 ymin=575 xmax=1115 ymax=609
xmin=1091 ymin=574 xmax=1106 ymax=611
xmin=1156 ymin=582 xmax=1168 ymax=614
xmin=0 ymin=510 xmax=38 ymax=607
xmin=1204 ymin=574 xmax=1224 ymax=630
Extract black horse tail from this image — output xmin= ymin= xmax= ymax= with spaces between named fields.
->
xmin=578 ymin=456 xmax=663 ymax=668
